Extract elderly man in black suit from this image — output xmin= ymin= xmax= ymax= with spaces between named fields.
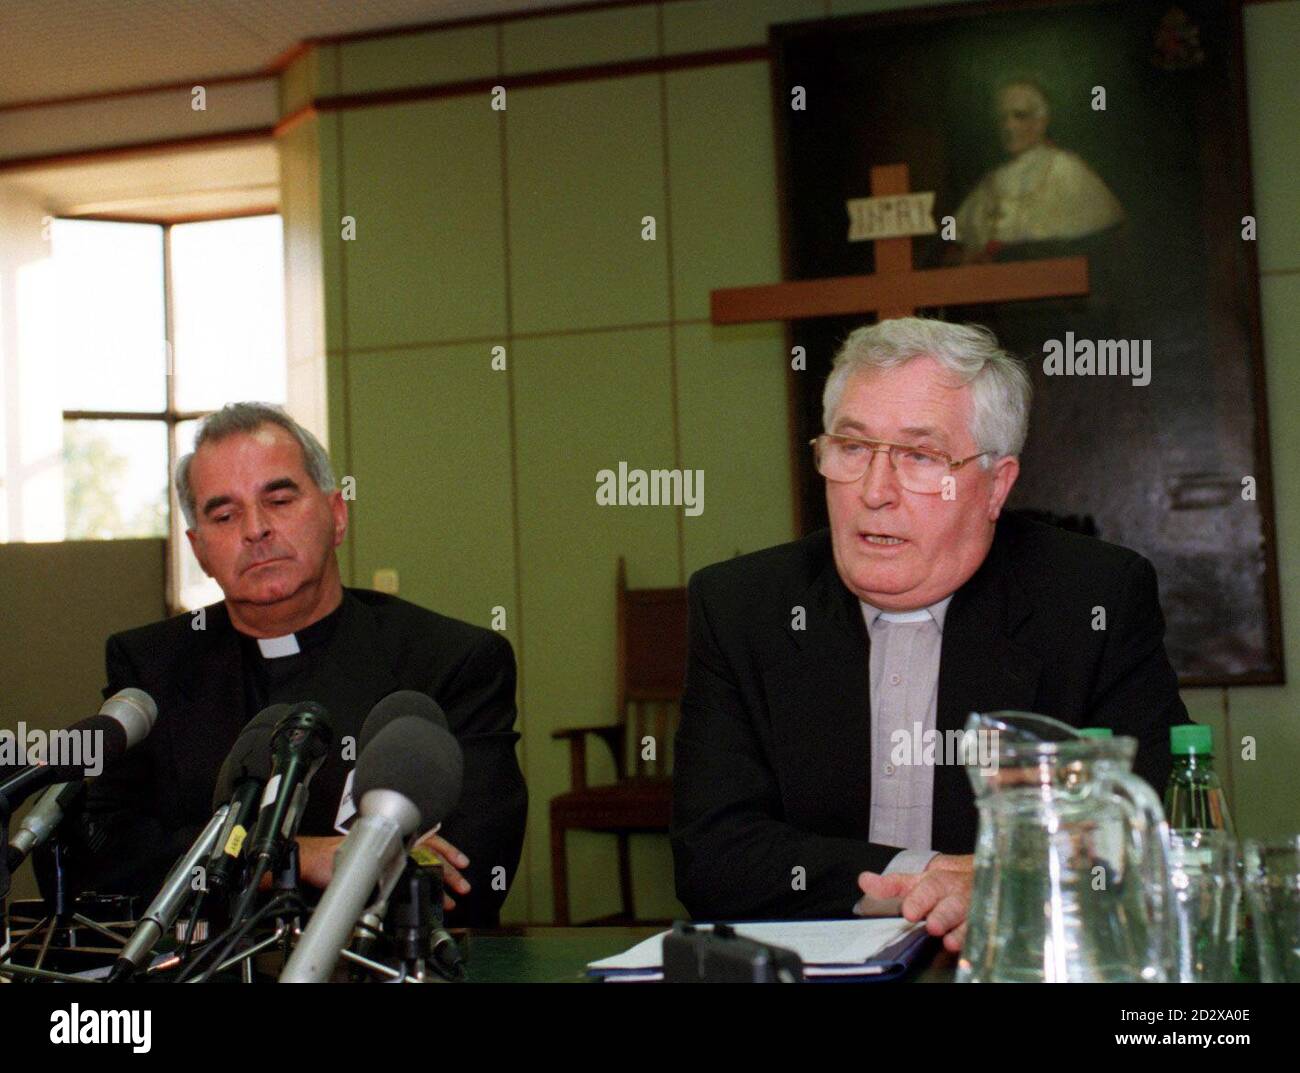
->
xmin=671 ymin=317 xmax=1188 ymax=948
xmin=82 ymin=402 xmax=526 ymax=927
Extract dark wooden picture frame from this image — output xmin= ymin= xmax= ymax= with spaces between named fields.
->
xmin=765 ymin=0 xmax=1281 ymax=686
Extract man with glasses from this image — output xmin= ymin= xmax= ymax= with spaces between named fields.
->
xmin=671 ymin=317 xmax=1189 ymax=946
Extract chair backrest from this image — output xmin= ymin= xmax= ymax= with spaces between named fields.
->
xmin=616 ymin=558 xmax=688 ymax=778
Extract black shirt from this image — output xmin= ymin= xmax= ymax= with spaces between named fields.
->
xmin=237 ymin=600 xmax=357 ymax=837
xmin=81 ymin=589 xmax=527 ymax=927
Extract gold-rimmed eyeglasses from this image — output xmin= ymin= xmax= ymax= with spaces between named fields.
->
xmin=810 ymin=433 xmax=989 ymax=495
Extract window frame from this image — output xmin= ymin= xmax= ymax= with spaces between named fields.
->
xmin=57 ymin=209 xmax=283 ymax=615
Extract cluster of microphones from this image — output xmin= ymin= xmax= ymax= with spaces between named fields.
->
xmin=0 ymin=688 xmax=466 ymax=983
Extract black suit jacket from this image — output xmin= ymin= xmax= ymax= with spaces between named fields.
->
xmin=82 ymin=589 xmax=527 ymax=927
xmin=671 ymin=512 xmax=1190 ymax=922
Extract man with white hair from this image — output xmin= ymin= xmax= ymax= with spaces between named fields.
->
xmin=81 ymin=403 xmax=527 ymax=927
xmin=671 ymin=317 xmax=1188 ymax=945
xmin=954 ymin=79 xmax=1124 ymax=259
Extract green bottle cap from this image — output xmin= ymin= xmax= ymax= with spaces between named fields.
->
xmin=1171 ymin=724 xmax=1213 ymax=756
xmin=1078 ymin=727 xmax=1113 ymax=739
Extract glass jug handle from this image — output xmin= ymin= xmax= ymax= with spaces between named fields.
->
xmin=1104 ymin=768 xmax=1174 ymax=982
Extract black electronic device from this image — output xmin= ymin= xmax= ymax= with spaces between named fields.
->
xmin=662 ymin=922 xmax=804 ymax=983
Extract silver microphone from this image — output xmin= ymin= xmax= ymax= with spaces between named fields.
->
xmin=101 ymin=687 xmax=158 ymax=748
xmin=108 ymin=806 xmax=230 ymax=982
xmin=8 ymin=782 xmax=80 ymax=864
xmin=279 ymin=790 xmax=421 ymax=983
xmin=6 ymin=688 xmax=158 ymax=865
xmin=280 ymin=715 xmax=463 ymax=984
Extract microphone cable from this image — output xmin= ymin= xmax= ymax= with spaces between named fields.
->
xmin=176 ymin=891 xmax=306 ymax=984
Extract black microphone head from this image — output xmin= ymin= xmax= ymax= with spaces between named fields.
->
xmin=212 ymin=717 xmax=281 ymax=808
xmin=44 ymin=713 xmax=127 ymax=781
xmin=354 ymin=716 xmax=463 ymax=831
xmin=359 ymin=691 xmax=449 ymax=755
xmin=271 ymin=701 xmax=334 ymax=755
xmin=246 ymin=702 xmax=297 ymax=736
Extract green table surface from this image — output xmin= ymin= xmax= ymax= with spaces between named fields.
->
xmin=457 ymin=926 xmax=959 ymax=983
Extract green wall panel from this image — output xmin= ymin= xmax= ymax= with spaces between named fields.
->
xmin=346 ymin=342 xmax=527 ymax=922
xmin=505 ymin=76 xmax=671 ymax=335
xmin=318 ymin=116 xmax=345 ymax=354
xmin=340 ymin=98 xmax=508 ymax=347
xmin=663 ymin=0 xmax=825 ymax=53
xmin=346 ymin=343 xmax=518 ymax=632
xmin=1226 ymin=268 xmax=1300 ymax=837
xmin=665 ymin=61 xmax=782 ymax=321
xmin=676 ymin=321 xmax=796 ymax=576
xmin=512 ymin=327 xmax=684 ymax=922
xmin=339 ymin=26 xmax=499 ymax=94
xmin=1244 ymin=1 xmax=1300 ymax=274
xmin=502 ymin=6 xmax=659 ymax=75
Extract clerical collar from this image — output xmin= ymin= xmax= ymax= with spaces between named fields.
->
xmin=244 ymin=598 xmax=347 ymax=659
xmin=257 ymin=634 xmax=300 ymax=659
xmin=860 ymin=594 xmax=954 ymax=633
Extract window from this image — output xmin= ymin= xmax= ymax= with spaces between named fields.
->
xmin=52 ymin=214 xmax=286 ymax=611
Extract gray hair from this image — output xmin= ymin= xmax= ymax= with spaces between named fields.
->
xmin=821 ymin=318 xmax=1032 ymax=464
xmin=175 ymin=402 xmax=336 ymax=528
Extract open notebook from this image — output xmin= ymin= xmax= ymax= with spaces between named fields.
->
xmin=587 ymin=918 xmax=933 ymax=982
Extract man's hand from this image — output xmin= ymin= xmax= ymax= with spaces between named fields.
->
xmin=924 ymin=853 xmax=974 ymax=874
xmin=296 ymin=835 xmax=345 ymax=890
xmin=411 ymin=829 xmax=471 ymax=912
xmin=855 ymin=853 xmax=975 ymax=952
xmin=294 ymin=831 xmax=471 ymax=913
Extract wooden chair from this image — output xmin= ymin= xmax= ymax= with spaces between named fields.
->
xmin=549 ymin=558 xmax=688 ymax=925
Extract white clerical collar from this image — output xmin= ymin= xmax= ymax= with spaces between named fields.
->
xmin=256 ymin=634 xmax=302 ymax=659
xmin=860 ymin=594 xmax=954 ymax=634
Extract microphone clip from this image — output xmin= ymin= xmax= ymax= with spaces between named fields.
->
xmin=382 ymin=858 xmax=464 ymax=983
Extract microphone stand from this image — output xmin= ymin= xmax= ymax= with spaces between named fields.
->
xmin=195 ymin=842 xmax=305 ymax=983
xmin=331 ymin=859 xmax=464 ymax=983
xmin=0 ymin=839 xmax=133 ymax=983
xmin=387 ymin=860 xmax=463 ymax=982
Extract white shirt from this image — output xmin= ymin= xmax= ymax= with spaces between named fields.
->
xmin=860 ymin=595 xmax=953 ymax=875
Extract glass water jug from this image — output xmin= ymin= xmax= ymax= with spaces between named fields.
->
xmin=956 ymin=711 xmax=1174 ymax=983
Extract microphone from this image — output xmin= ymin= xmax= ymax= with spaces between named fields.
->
xmin=0 ymin=688 xmax=157 ymax=809
xmin=228 ymin=702 xmax=333 ymax=921
xmin=6 ymin=781 xmax=84 ymax=874
xmin=103 ymin=706 xmax=285 ymax=983
xmin=332 ymin=691 xmax=449 ymax=843
xmin=359 ymin=691 xmax=450 ymax=752
xmin=106 ymin=806 xmax=230 ymax=983
xmin=202 ymin=708 xmax=284 ymax=899
xmin=279 ymin=715 xmax=463 ymax=983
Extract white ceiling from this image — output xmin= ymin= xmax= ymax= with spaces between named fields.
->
xmin=0 ymin=0 xmax=607 ymax=107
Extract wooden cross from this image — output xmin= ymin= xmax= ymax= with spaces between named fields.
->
xmin=711 ymin=163 xmax=1090 ymax=325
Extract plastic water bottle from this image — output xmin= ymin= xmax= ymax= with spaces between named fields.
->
xmin=1163 ymin=724 xmax=1251 ymax=978
xmin=1164 ymin=725 xmax=1234 ymax=834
